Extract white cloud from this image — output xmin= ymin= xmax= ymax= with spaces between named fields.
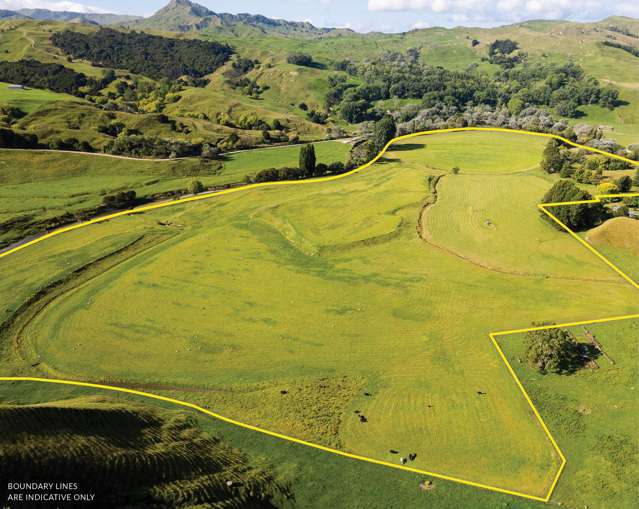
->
xmin=0 ymin=0 xmax=109 ymax=13
xmin=368 ymin=0 xmax=638 ymax=23
xmin=412 ymin=20 xmax=431 ymax=28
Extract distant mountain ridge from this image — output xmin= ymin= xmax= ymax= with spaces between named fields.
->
xmin=122 ymin=0 xmax=354 ymax=37
xmin=0 ymin=8 xmax=140 ymax=25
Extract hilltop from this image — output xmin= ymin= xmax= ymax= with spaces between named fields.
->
xmin=121 ymin=0 xmax=354 ymax=37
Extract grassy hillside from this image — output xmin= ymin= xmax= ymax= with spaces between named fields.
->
xmin=0 ymin=140 xmax=349 ymax=247
xmin=0 ymin=394 xmax=287 ymax=507
xmin=0 ymin=82 xmax=77 ymax=112
xmin=584 ymin=217 xmax=639 ymax=282
xmin=3 ymin=132 xmax=638 ymax=503
xmin=1 ymin=17 xmax=637 ymax=150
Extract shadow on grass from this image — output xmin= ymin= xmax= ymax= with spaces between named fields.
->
xmin=388 ymin=143 xmax=425 ymax=152
xmin=376 ymin=156 xmax=401 ymax=163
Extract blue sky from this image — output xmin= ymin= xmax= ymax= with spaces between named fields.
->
xmin=1 ymin=0 xmax=637 ymax=32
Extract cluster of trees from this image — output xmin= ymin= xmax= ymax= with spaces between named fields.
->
xmin=51 ymin=28 xmax=233 ymax=80
xmin=224 ymin=57 xmax=267 ymax=98
xmin=540 ymin=180 xmax=607 ymax=231
xmin=540 ymin=139 xmax=634 ymax=189
xmin=602 ymin=40 xmax=639 ymax=58
xmin=0 ymin=59 xmax=92 ymax=96
xmin=487 ymin=39 xmax=524 ymax=67
xmin=225 ymin=57 xmax=259 ymax=78
xmin=328 ymin=50 xmax=619 ymax=125
xmin=397 ymin=103 xmax=570 ymax=138
xmin=245 ymin=145 xmax=345 ymax=183
xmin=226 ymin=76 xmax=269 ymax=98
xmin=95 ymin=77 xmax=183 ymax=114
xmin=49 ymin=137 xmax=94 ymax=152
xmin=346 ymin=116 xmax=397 ymax=168
xmin=105 ymin=134 xmax=204 ymax=158
xmin=525 ymin=327 xmax=581 ymax=374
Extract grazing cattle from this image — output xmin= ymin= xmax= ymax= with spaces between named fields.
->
xmin=359 ymin=415 xmax=368 ymax=423
xmin=389 ymin=449 xmax=399 ymax=454
xmin=364 ymin=392 xmax=372 ymax=396
xmin=409 ymin=453 xmax=417 ymax=461
xmin=280 ymin=390 xmax=288 ymax=395
xmin=400 ymin=457 xmax=407 ymax=465
xmin=477 ymin=391 xmax=486 ymax=395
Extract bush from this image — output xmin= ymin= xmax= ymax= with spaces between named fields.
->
xmin=188 ymin=180 xmax=205 ymax=194
xmin=616 ymin=175 xmax=632 ymax=193
xmin=286 ymin=53 xmax=314 ymax=67
xmin=102 ymin=190 xmax=137 ymax=209
xmin=597 ymin=182 xmax=618 ymax=195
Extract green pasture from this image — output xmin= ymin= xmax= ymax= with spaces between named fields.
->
xmin=423 ymin=173 xmax=621 ymax=279
xmin=0 ymin=380 xmax=547 ymax=509
xmin=0 ymin=82 xmax=78 ymax=113
xmin=0 ymin=141 xmax=349 ymax=245
xmin=3 ymin=131 xmax=639 ymax=501
xmin=499 ymin=319 xmax=639 ymax=509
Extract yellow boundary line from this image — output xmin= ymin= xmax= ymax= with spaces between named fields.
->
xmin=1 ymin=127 xmax=638 ymax=503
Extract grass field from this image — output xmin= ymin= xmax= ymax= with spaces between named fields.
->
xmin=499 ymin=318 xmax=639 ymax=509
xmin=0 ymin=82 xmax=79 ymax=113
xmin=0 ymin=141 xmax=350 ymax=246
xmin=0 ymin=380 xmax=548 ymax=509
xmin=3 ymin=131 xmax=638 ymax=502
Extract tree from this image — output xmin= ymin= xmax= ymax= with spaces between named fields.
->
xmin=188 ymin=180 xmax=205 ymax=194
xmin=525 ymin=327 xmax=580 ymax=374
xmin=340 ymin=100 xmax=370 ymax=123
xmin=555 ymin=99 xmax=579 ymax=118
xmin=299 ymin=144 xmax=316 ymax=178
xmin=599 ymin=86 xmax=619 ymax=109
xmin=371 ymin=115 xmax=396 ymax=155
xmin=616 ymin=175 xmax=632 ymax=193
xmin=634 ymin=168 xmax=639 ymax=187
xmin=540 ymin=140 xmax=565 ymax=174
xmin=541 ymin=180 xmax=607 ymax=231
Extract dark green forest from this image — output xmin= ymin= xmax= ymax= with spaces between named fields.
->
xmin=51 ymin=28 xmax=234 ymax=80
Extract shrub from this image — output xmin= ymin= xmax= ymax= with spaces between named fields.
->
xmin=188 ymin=180 xmax=205 ymax=194
xmin=597 ymin=182 xmax=618 ymax=195
xmin=616 ymin=175 xmax=632 ymax=193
